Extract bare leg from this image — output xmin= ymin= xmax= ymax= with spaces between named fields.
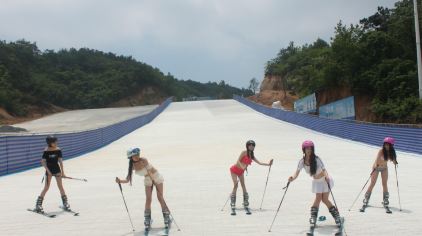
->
xmin=231 ymin=173 xmax=239 ymax=195
xmin=36 ymin=174 xmax=52 ymax=211
xmin=322 ymin=192 xmax=334 ymax=208
xmin=366 ymin=171 xmax=379 ymax=194
xmin=145 ymin=185 xmax=153 ymax=210
xmin=381 ymin=169 xmax=389 ymax=193
xmin=40 ymin=175 xmax=52 ymax=197
xmin=312 ymin=193 xmax=323 ymax=208
xmin=155 ymin=183 xmax=168 ymax=211
xmin=239 ymin=174 xmax=247 ymax=194
xmin=144 ymin=186 xmax=153 ymax=229
xmin=55 ymin=175 xmax=66 ymax=196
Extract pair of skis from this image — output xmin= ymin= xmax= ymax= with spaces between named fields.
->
xmin=360 ymin=203 xmax=392 ymax=214
xmin=230 ymin=205 xmax=252 ymax=216
xmin=144 ymin=219 xmax=171 ymax=236
xmin=306 ymin=217 xmax=345 ymax=236
xmin=27 ymin=206 xmax=79 ymax=218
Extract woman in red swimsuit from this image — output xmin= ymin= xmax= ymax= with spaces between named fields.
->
xmin=229 ymin=140 xmax=273 ymax=212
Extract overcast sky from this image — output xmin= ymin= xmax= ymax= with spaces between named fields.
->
xmin=0 ymin=0 xmax=398 ymax=88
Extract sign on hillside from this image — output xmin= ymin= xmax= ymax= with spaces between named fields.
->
xmin=294 ymin=93 xmax=317 ymax=114
xmin=319 ymin=96 xmax=355 ymax=120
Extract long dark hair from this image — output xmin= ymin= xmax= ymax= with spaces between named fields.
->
xmin=383 ymin=143 xmax=397 ymax=162
xmin=247 ymin=150 xmax=256 ymax=160
xmin=303 ymin=147 xmax=317 ymax=176
xmin=126 ymin=159 xmax=133 ymax=185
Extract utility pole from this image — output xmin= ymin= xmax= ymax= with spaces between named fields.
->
xmin=413 ymin=0 xmax=422 ymax=99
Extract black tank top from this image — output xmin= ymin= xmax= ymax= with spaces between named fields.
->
xmin=42 ymin=149 xmax=62 ymax=166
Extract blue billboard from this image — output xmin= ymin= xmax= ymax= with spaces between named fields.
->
xmin=294 ymin=93 xmax=317 ymax=114
xmin=319 ymin=96 xmax=355 ymax=120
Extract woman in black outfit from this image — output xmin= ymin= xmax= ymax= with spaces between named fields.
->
xmin=34 ymin=135 xmax=70 ymax=212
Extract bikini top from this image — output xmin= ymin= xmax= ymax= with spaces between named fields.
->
xmin=135 ymin=164 xmax=153 ymax=176
xmin=240 ymin=155 xmax=252 ymax=165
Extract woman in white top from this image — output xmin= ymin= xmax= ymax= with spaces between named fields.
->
xmin=288 ymin=140 xmax=342 ymax=228
xmin=116 ymin=147 xmax=169 ymax=230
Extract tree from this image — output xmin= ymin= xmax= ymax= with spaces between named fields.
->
xmin=248 ymin=78 xmax=259 ymax=94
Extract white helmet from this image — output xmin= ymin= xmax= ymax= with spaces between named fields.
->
xmin=127 ymin=147 xmax=140 ymax=159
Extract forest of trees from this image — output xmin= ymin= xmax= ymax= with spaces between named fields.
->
xmin=265 ymin=0 xmax=422 ymax=123
xmin=0 ymin=41 xmax=252 ymax=116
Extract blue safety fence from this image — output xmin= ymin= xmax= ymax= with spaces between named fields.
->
xmin=234 ymin=95 xmax=422 ymax=155
xmin=0 ymin=98 xmax=173 ymax=176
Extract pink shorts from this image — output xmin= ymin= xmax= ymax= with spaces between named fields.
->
xmin=230 ymin=165 xmax=245 ymax=176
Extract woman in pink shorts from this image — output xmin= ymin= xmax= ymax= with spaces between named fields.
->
xmin=229 ymin=140 xmax=273 ymax=211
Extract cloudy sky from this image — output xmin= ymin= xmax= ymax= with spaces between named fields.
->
xmin=0 ymin=0 xmax=398 ymax=88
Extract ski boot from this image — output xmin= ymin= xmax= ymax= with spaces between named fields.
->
xmin=309 ymin=207 xmax=318 ymax=227
xmin=306 ymin=207 xmax=318 ymax=235
xmin=230 ymin=193 xmax=236 ymax=215
xmin=360 ymin=192 xmax=371 ymax=212
xmin=329 ymin=206 xmax=342 ymax=226
xmin=383 ymin=192 xmax=392 ymax=214
xmin=243 ymin=192 xmax=251 ymax=215
xmin=61 ymin=195 xmax=71 ymax=210
xmin=163 ymin=210 xmax=171 ymax=229
xmin=144 ymin=209 xmax=152 ymax=231
xmin=329 ymin=206 xmax=344 ymax=235
xmin=35 ymin=196 xmax=44 ymax=213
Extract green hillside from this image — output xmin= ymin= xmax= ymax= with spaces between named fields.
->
xmin=265 ymin=0 xmax=422 ymax=123
xmin=0 ymin=40 xmax=252 ymax=117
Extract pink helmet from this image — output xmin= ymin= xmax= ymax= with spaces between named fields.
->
xmin=302 ymin=140 xmax=314 ymax=149
xmin=383 ymin=137 xmax=395 ymax=145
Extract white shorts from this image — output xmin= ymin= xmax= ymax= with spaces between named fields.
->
xmin=312 ymin=176 xmax=334 ymax=193
xmin=144 ymin=172 xmax=164 ymax=187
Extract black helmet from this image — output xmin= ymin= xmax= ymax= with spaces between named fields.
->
xmin=246 ymin=140 xmax=255 ymax=148
xmin=46 ymin=135 xmax=57 ymax=144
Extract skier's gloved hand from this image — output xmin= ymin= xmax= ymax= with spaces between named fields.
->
xmin=269 ymin=159 xmax=274 ymax=166
xmin=325 ymin=176 xmax=331 ymax=187
xmin=115 ymin=177 xmax=120 ymax=183
xmin=288 ymin=176 xmax=294 ymax=182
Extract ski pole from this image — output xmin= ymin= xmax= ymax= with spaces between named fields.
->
xmin=116 ymin=177 xmax=135 ymax=232
xmin=394 ymin=164 xmax=402 ymax=211
xmin=348 ymin=168 xmax=376 ymax=211
xmin=146 ymin=172 xmax=181 ymax=231
xmin=259 ymin=164 xmax=272 ymax=210
xmin=326 ymin=179 xmax=348 ymax=236
xmin=268 ymin=181 xmax=290 ymax=232
xmin=62 ymin=176 xmax=88 ymax=182
xmin=326 ymin=179 xmax=340 ymax=213
xmin=221 ymin=179 xmax=240 ymax=211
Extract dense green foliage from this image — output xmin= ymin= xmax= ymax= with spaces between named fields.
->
xmin=265 ymin=0 xmax=422 ymax=123
xmin=0 ymin=41 xmax=252 ymax=116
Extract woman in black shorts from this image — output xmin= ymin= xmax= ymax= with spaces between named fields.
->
xmin=34 ymin=135 xmax=70 ymax=212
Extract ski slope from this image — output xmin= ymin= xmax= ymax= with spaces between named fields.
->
xmin=13 ymin=105 xmax=157 ymax=133
xmin=0 ymin=100 xmax=420 ymax=236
